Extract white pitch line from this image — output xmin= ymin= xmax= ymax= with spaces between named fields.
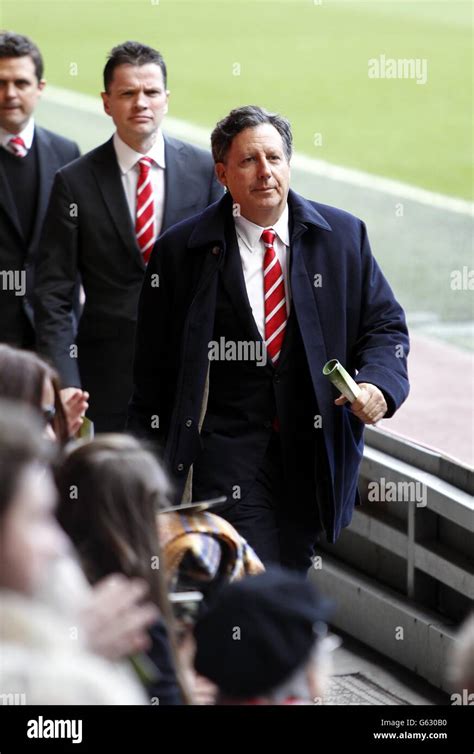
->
xmin=291 ymin=154 xmax=473 ymax=217
xmin=43 ymin=85 xmax=473 ymax=217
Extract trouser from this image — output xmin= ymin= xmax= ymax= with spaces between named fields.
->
xmin=220 ymin=432 xmax=322 ymax=574
xmin=90 ymin=412 xmax=127 ymax=433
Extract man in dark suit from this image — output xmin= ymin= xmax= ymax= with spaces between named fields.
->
xmin=34 ymin=41 xmax=223 ymax=432
xmin=0 ymin=32 xmax=80 ymax=349
xmin=128 ymin=105 xmax=410 ymax=573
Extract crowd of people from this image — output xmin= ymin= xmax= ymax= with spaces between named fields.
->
xmin=0 ymin=30 xmax=342 ymax=706
xmin=0 ymin=384 xmax=338 ymax=705
xmin=0 ymin=31 xmax=470 ymax=706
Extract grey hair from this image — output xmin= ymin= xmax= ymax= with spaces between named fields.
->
xmin=211 ymin=105 xmax=293 ymax=164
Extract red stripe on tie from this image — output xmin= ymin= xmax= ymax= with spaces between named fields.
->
xmin=8 ymin=136 xmax=27 ymax=158
xmin=135 ymin=157 xmax=156 ymax=264
xmin=262 ymin=229 xmax=287 ymax=365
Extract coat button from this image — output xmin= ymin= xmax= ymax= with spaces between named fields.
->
xmin=274 ymin=374 xmax=280 ymax=383
xmin=211 ymin=245 xmax=220 ymax=256
xmin=177 ymin=463 xmax=184 ymax=472
xmin=263 ymin=420 xmax=272 ymax=429
xmin=185 ymin=418 xmax=193 ymax=428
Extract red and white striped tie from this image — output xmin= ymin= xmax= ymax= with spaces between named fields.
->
xmin=262 ymin=228 xmax=287 ymax=364
xmin=8 ymin=136 xmax=27 ymax=158
xmin=135 ymin=157 xmax=156 ymax=263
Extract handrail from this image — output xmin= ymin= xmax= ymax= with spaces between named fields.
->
xmin=365 ymin=426 xmax=473 ymax=495
xmin=315 ymin=426 xmax=474 ymax=692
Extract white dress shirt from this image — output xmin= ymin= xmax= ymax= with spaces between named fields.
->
xmin=113 ymin=131 xmax=166 ymax=237
xmin=0 ymin=117 xmax=35 ymax=152
xmin=234 ymin=205 xmax=290 ymax=340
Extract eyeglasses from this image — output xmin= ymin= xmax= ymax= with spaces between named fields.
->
xmin=42 ymin=404 xmax=56 ymax=426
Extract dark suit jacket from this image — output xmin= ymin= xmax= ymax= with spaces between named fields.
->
xmin=34 ymin=135 xmax=223 ymax=423
xmin=127 ymin=191 xmax=410 ymax=542
xmin=0 ymin=126 xmax=80 ymax=345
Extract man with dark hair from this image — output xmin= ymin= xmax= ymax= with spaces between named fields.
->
xmin=128 ymin=105 xmax=410 ymax=573
xmin=0 ymin=31 xmax=80 ymax=349
xmin=34 ymin=41 xmax=223 ymax=432
xmin=102 ymin=40 xmax=167 ymax=94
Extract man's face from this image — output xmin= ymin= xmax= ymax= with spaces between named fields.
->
xmin=215 ymin=123 xmax=291 ymax=226
xmin=0 ymin=55 xmax=45 ymax=133
xmin=101 ymin=63 xmax=169 ymax=148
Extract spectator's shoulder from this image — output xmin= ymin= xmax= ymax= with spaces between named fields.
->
xmin=305 ymin=196 xmax=366 ymax=246
xmin=308 ymin=198 xmax=364 ymax=232
xmin=35 ymin=126 xmax=80 ymax=161
xmin=157 ymin=208 xmax=204 ymax=251
xmin=153 ymin=196 xmax=224 ymax=265
xmin=290 ymin=190 xmax=367 ymax=252
xmin=164 ymin=134 xmax=214 ymax=166
xmin=53 ymin=139 xmax=114 ymax=181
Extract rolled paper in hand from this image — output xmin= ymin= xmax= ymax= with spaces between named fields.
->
xmin=76 ymin=416 xmax=94 ymax=440
xmin=323 ymin=359 xmax=362 ymax=403
xmin=129 ymin=652 xmax=160 ymax=685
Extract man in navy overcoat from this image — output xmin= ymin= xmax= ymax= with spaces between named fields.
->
xmin=128 ymin=105 xmax=409 ymax=572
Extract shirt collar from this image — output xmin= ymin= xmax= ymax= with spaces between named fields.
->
xmin=234 ymin=203 xmax=289 ymax=252
xmin=0 ymin=117 xmax=35 ymax=150
xmin=113 ymin=129 xmax=166 ymax=175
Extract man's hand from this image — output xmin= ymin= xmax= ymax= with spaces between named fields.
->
xmin=80 ymin=574 xmax=159 ymax=660
xmin=334 ymin=382 xmax=387 ymax=425
xmin=60 ymin=387 xmax=89 ymax=436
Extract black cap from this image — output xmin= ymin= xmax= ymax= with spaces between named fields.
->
xmin=194 ymin=566 xmax=332 ymax=698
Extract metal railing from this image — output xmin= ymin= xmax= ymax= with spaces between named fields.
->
xmin=313 ymin=427 xmax=473 ymax=692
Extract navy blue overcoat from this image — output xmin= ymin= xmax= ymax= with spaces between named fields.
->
xmin=128 ymin=190 xmax=409 ymax=541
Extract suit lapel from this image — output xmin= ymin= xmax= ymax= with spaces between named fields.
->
xmin=28 ymin=127 xmax=57 ymax=254
xmin=162 ymin=136 xmax=186 ymax=231
xmin=90 ymin=138 xmax=145 ymax=270
xmin=220 ymin=219 xmax=266 ymax=349
xmin=0 ymin=156 xmax=23 ymax=241
xmin=290 ymin=224 xmax=336 ymax=453
xmin=291 ymin=229 xmax=328 ymax=365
